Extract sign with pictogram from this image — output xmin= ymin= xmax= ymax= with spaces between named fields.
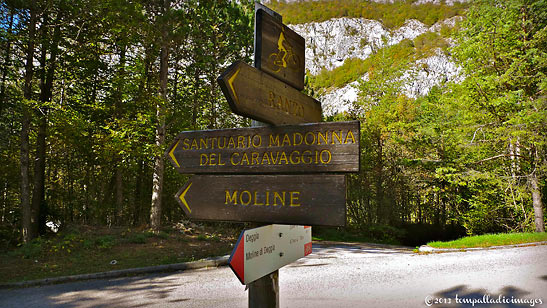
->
xmin=254 ymin=8 xmax=305 ymax=90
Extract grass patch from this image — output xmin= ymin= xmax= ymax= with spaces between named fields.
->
xmin=427 ymin=232 xmax=547 ymax=249
xmin=0 ymin=224 xmax=240 ymax=284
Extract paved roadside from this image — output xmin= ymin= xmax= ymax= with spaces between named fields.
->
xmin=0 ymin=255 xmax=229 ymax=289
xmin=0 ymin=241 xmax=409 ymax=289
xmin=3 ymin=240 xmax=543 ymax=290
xmin=1 ymin=242 xmax=545 ymax=308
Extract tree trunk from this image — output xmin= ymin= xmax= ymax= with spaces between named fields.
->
xmin=32 ymin=13 xmax=61 ymax=235
xmin=150 ymin=0 xmax=170 ymax=232
xmin=529 ymin=173 xmax=544 ymax=232
xmin=0 ymin=10 xmax=14 ymax=116
xmin=114 ymin=45 xmax=126 ymax=225
xmin=21 ymin=6 xmax=38 ymax=243
xmin=374 ymin=134 xmax=383 ymax=223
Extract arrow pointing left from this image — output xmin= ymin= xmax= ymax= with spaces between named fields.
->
xmin=175 ymin=181 xmax=192 ymax=215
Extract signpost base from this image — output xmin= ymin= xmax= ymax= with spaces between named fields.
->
xmin=248 ymin=270 xmax=279 ymax=308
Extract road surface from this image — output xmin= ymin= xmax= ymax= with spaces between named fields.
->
xmin=1 ymin=243 xmax=545 ymax=307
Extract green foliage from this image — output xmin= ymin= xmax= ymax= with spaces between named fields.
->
xmin=269 ymin=0 xmax=468 ymax=29
xmin=0 ymin=0 xmax=254 ymax=245
xmin=95 ymin=235 xmax=117 ymax=249
xmin=127 ymin=233 xmax=148 ymax=244
xmin=308 ymin=32 xmax=449 ymax=92
xmin=340 ymin=0 xmax=546 ymax=237
xmin=15 ymin=239 xmax=44 ymax=259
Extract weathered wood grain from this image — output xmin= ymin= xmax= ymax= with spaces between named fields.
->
xmin=176 ymin=174 xmax=346 ymax=226
xmin=217 ymin=61 xmax=321 ymax=125
xmin=166 ymin=121 xmax=360 ymax=174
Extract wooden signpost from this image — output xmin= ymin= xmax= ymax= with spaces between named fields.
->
xmin=229 ymin=225 xmax=312 ymax=285
xmin=254 ymin=9 xmax=305 ymax=90
xmin=217 ymin=61 xmax=321 ymax=125
xmin=166 ymin=121 xmax=360 ymax=174
xmin=165 ymin=3 xmax=360 ymax=307
xmin=175 ymin=174 xmax=346 ymax=226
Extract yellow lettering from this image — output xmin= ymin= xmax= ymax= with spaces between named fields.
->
xmin=240 ymin=190 xmax=251 ymax=205
xmin=293 ymin=133 xmax=303 ymax=146
xmin=182 ymin=138 xmax=190 ymax=150
xmin=270 ymin=152 xmax=279 ymax=164
xmin=261 ymin=152 xmax=271 ymax=165
xmin=253 ymin=191 xmax=263 ymax=206
xmin=237 ymin=136 xmax=245 ymax=148
xmin=279 ymin=152 xmax=289 ymax=164
xmin=200 ymin=138 xmax=207 ymax=149
xmin=281 ymin=134 xmax=291 ymax=146
xmin=230 ymin=152 xmax=240 ymax=165
xmin=200 ymin=154 xmax=208 ymax=166
xmin=190 ymin=139 xmax=198 ymax=150
xmin=225 ymin=190 xmax=237 ymax=205
xmin=301 ymin=150 xmax=312 ymax=164
xmin=290 ymin=191 xmax=301 ymax=207
xmin=269 ymin=91 xmax=275 ymax=107
xmin=218 ymin=153 xmax=226 ymax=166
xmin=320 ymin=150 xmax=332 ymax=164
xmin=345 ymin=130 xmax=356 ymax=144
xmin=228 ymin=137 xmax=236 ymax=148
xmin=251 ymin=152 xmax=260 ymax=165
xmin=265 ymin=191 xmax=270 ymax=206
xmin=252 ymin=135 xmax=262 ymax=147
xmin=218 ymin=136 xmax=227 ymax=149
xmin=241 ymin=152 xmax=250 ymax=165
xmin=289 ymin=150 xmax=300 ymax=164
xmin=273 ymin=191 xmax=286 ymax=206
xmin=318 ymin=131 xmax=328 ymax=145
xmin=208 ymin=153 xmax=217 ymax=165
xmin=305 ymin=132 xmax=316 ymax=145
xmin=269 ymin=135 xmax=280 ymax=147
xmin=332 ymin=131 xmax=343 ymax=144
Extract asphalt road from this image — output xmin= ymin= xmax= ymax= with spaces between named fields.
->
xmin=1 ymin=243 xmax=545 ymax=308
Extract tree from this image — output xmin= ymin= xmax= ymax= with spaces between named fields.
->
xmin=452 ymin=0 xmax=546 ymax=232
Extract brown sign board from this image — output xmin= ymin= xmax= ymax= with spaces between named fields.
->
xmin=166 ymin=121 xmax=360 ymax=174
xmin=175 ymin=174 xmax=346 ymax=226
xmin=217 ymin=61 xmax=321 ymax=126
xmin=255 ymin=9 xmax=305 ymax=90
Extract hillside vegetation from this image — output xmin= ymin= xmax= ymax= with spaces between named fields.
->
xmin=269 ymin=0 xmax=468 ymax=28
xmin=308 ymin=31 xmax=450 ymax=92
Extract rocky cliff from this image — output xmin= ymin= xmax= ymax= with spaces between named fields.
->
xmin=284 ymin=13 xmax=464 ymax=115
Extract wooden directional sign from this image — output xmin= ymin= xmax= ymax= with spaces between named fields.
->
xmin=217 ymin=61 xmax=321 ymax=125
xmin=229 ymin=224 xmax=312 ymax=285
xmin=166 ymin=121 xmax=359 ymax=174
xmin=255 ymin=9 xmax=305 ymax=90
xmin=175 ymin=174 xmax=346 ymax=226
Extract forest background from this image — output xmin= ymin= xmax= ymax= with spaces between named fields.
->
xmin=0 ymin=0 xmax=545 ymax=249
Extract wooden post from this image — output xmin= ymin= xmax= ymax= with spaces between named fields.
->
xmin=248 ymin=270 xmax=279 ymax=308
xmin=248 ymin=4 xmax=282 ymax=308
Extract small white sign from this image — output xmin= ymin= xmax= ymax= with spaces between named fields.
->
xmin=229 ymin=225 xmax=312 ymax=285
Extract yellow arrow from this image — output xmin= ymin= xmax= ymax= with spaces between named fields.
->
xmin=169 ymin=140 xmax=181 ymax=168
xmin=227 ymin=67 xmax=241 ymax=105
xmin=179 ymin=182 xmax=192 ymax=213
